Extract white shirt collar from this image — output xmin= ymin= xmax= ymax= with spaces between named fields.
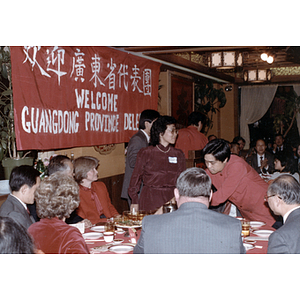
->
xmin=283 ymin=206 xmax=300 ymax=223
xmin=140 ymin=129 xmax=150 ymax=143
xmin=257 ymin=153 xmax=265 ymax=167
xmin=10 ymin=193 xmax=27 ymax=210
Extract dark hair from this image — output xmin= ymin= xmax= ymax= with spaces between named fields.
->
xmin=9 ymin=165 xmax=41 ymax=192
xmin=150 ymin=115 xmax=177 ymax=146
xmin=268 ymin=174 xmax=300 ymax=205
xmin=275 ymin=152 xmax=298 ymax=174
xmin=188 ymin=111 xmax=206 ymax=127
xmin=232 ymin=136 xmax=245 ymax=144
xmin=48 ymin=155 xmax=71 ymax=176
xmin=202 ymin=138 xmax=231 ymax=163
xmin=139 ymin=109 xmax=160 ymax=130
xmin=176 ymin=167 xmax=211 ymax=198
xmin=0 ymin=216 xmax=35 ymax=254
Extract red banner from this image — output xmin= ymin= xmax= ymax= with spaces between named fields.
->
xmin=10 ymin=46 xmax=161 ymax=150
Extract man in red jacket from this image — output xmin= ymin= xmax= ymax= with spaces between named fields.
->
xmin=175 ymin=112 xmax=208 ymax=159
xmin=203 ymin=139 xmax=277 ymax=227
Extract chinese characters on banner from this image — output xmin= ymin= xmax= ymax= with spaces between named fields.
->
xmin=10 ymin=46 xmax=161 ymax=150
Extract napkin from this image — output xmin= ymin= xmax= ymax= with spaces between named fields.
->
xmin=69 ymin=222 xmax=85 ymax=234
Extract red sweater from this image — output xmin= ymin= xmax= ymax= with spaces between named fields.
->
xmin=175 ymin=126 xmax=208 ymax=159
xmin=28 ymin=217 xmax=89 ymax=254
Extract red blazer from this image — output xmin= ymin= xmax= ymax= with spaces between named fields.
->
xmin=77 ymin=181 xmax=119 ymax=224
xmin=28 ymin=217 xmax=89 ymax=254
xmin=175 ymin=126 xmax=208 ymax=159
xmin=207 ymin=155 xmax=276 ymax=226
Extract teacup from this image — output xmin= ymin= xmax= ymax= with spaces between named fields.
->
xmin=103 ymin=231 xmax=114 ymax=242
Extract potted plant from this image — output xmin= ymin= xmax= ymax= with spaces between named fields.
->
xmin=0 ymin=46 xmax=33 ymax=179
xmin=194 ymin=79 xmax=227 ymax=134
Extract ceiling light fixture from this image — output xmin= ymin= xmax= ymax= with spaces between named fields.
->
xmin=243 ymin=69 xmax=272 ymax=82
xmin=261 ymin=52 xmax=274 ymax=64
xmin=208 ymin=51 xmax=243 ymax=69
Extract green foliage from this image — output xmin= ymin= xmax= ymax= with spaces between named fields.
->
xmin=0 ymin=46 xmax=18 ymax=159
xmin=194 ymin=79 xmax=227 ymax=133
xmin=271 ymin=89 xmax=300 ymax=138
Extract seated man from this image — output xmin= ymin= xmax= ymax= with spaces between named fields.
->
xmin=0 ymin=165 xmax=41 ymax=230
xmin=246 ymin=139 xmax=275 ymax=174
xmin=266 ymin=174 xmax=300 ymax=254
xmin=133 ymin=167 xmax=245 ymax=254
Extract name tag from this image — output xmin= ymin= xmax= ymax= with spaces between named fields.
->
xmin=168 ymin=157 xmax=177 ymax=164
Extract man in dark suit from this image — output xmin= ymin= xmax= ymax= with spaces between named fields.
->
xmin=246 ymin=139 xmax=275 ymax=174
xmin=121 ymin=109 xmax=160 ymax=207
xmin=0 ymin=165 xmax=40 ymax=229
xmin=267 ymin=174 xmax=300 ymax=254
xmin=133 ymin=167 xmax=245 ymax=254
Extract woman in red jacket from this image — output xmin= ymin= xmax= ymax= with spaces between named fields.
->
xmin=74 ymin=156 xmax=120 ymax=225
xmin=28 ymin=173 xmax=89 ymax=254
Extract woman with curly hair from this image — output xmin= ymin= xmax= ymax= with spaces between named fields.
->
xmin=128 ymin=115 xmax=186 ymax=211
xmin=28 ymin=173 xmax=89 ymax=254
xmin=73 ymin=156 xmax=120 ymax=225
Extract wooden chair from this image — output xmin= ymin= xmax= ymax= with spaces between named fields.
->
xmin=0 ymin=194 xmax=8 ymax=209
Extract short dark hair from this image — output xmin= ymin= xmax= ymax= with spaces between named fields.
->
xmin=268 ymin=174 xmax=300 ymax=205
xmin=188 ymin=111 xmax=206 ymax=127
xmin=139 ymin=109 xmax=160 ymax=130
xmin=150 ymin=115 xmax=177 ymax=146
xmin=9 ymin=165 xmax=41 ymax=192
xmin=176 ymin=167 xmax=211 ymax=198
xmin=0 ymin=216 xmax=35 ymax=254
xmin=202 ymin=138 xmax=231 ymax=163
xmin=232 ymin=136 xmax=245 ymax=144
xmin=274 ymin=152 xmax=298 ymax=174
xmin=48 ymin=155 xmax=71 ymax=176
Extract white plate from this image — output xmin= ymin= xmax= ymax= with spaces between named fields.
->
xmin=115 ymin=224 xmax=141 ymax=229
xmin=253 ymin=230 xmax=274 ymax=237
xmin=243 ymin=243 xmax=255 ymax=251
xmin=108 ymin=244 xmax=134 ymax=254
xmin=82 ymin=232 xmax=103 ymax=240
xmin=90 ymin=226 xmax=105 ymax=232
xmin=115 ymin=229 xmax=125 ymax=234
xmin=250 ymin=221 xmax=266 ymax=229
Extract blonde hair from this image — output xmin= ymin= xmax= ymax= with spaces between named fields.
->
xmin=73 ymin=156 xmax=99 ymax=184
xmin=34 ymin=173 xmax=80 ymax=220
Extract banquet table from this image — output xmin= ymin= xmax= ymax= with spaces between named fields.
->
xmin=242 ymin=223 xmax=275 ymax=254
xmin=82 ymin=218 xmax=275 ymax=254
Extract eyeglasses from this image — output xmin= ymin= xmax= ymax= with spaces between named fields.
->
xmin=264 ymin=194 xmax=282 ymax=201
xmin=166 ymin=128 xmax=178 ymax=134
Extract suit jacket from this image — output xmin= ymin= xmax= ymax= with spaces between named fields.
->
xmin=267 ymin=207 xmax=300 ymax=254
xmin=133 ymin=202 xmax=245 ymax=254
xmin=246 ymin=152 xmax=275 ymax=174
xmin=0 ymin=194 xmax=35 ymax=229
xmin=121 ymin=130 xmax=148 ymax=202
xmin=207 ymin=155 xmax=276 ymax=227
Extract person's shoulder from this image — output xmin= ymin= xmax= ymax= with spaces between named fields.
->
xmin=208 ymin=209 xmax=241 ymax=225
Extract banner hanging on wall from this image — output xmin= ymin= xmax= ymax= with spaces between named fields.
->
xmin=10 ymin=46 xmax=161 ymax=150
